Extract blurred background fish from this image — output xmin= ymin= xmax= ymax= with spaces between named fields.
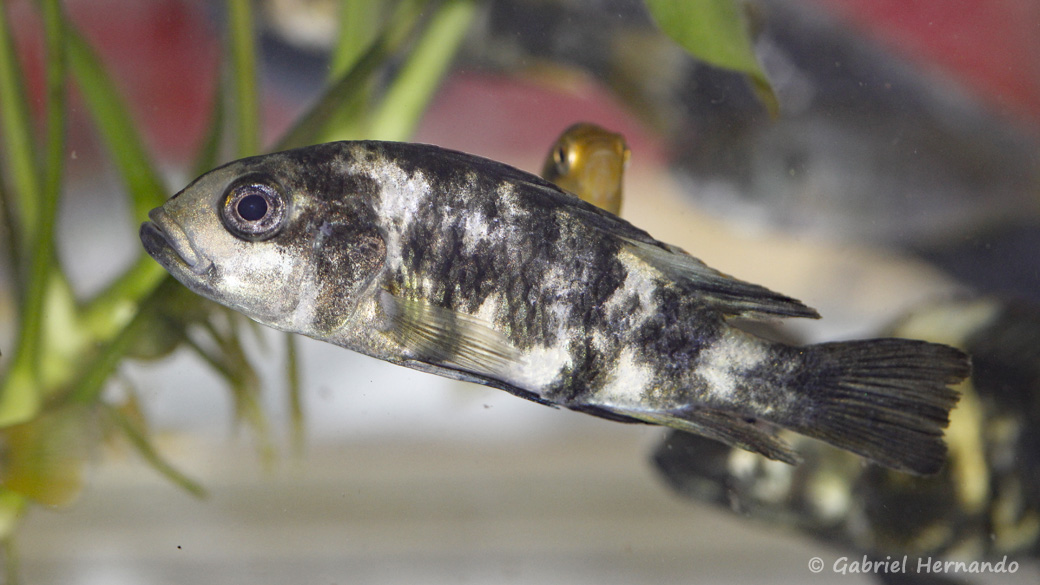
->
xmin=458 ymin=0 xmax=1040 ymax=249
xmin=653 ymin=297 xmax=1040 ymax=577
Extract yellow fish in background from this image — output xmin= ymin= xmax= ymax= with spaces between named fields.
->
xmin=542 ymin=123 xmax=630 ymax=216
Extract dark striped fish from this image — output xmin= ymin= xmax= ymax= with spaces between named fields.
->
xmin=140 ymin=141 xmax=968 ymax=474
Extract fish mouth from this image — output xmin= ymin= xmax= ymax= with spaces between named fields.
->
xmin=139 ymin=208 xmax=214 ymax=275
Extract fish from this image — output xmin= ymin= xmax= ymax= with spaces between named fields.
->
xmin=463 ymin=0 xmax=1040 ymax=245
xmin=653 ymin=296 xmax=1040 ymax=565
xmin=541 ymin=123 xmax=630 ymax=215
xmin=139 ymin=140 xmax=969 ymax=474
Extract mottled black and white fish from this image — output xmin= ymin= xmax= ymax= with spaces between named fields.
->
xmin=139 ymin=141 xmax=969 ymax=474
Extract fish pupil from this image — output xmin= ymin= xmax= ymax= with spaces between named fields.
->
xmin=237 ymin=193 xmax=268 ymax=221
xmin=554 ymin=146 xmax=569 ymax=174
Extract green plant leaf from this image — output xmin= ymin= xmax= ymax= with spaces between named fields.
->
xmin=278 ymin=0 xmax=427 ymax=149
xmin=76 ymin=32 xmax=193 ymax=345
xmin=101 ymin=403 xmax=207 ymax=498
xmin=66 ymin=28 xmax=167 ymax=222
xmin=227 ymin=0 xmax=260 ymax=157
xmin=319 ymin=0 xmax=384 ymax=142
xmin=368 ymin=0 xmax=478 ymax=141
xmin=0 ymin=367 xmax=37 ymax=429
xmin=645 ymin=0 xmax=778 ymax=116
xmin=0 ymin=0 xmax=41 ymax=251
xmin=0 ymin=155 xmax=17 ymax=254
xmin=0 ymin=165 xmax=19 ymax=284
xmin=278 ymin=34 xmax=390 ymax=149
xmin=0 ymin=0 xmax=72 ymax=428
xmin=39 ymin=272 xmax=88 ymax=390
xmin=182 ymin=318 xmax=274 ymax=463
xmin=67 ymin=276 xmax=181 ymax=406
xmin=80 ymin=256 xmax=168 ymax=341
xmin=21 ymin=0 xmax=69 ymax=398
xmin=331 ymin=0 xmax=382 ymax=79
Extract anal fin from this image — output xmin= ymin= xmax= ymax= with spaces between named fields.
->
xmin=607 ymin=405 xmax=801 ymax=465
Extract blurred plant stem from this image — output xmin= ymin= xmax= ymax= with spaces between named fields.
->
xmin=368 ymin=0 xmax=477 ymax=141
xmin=102 ymin=403 xmax=207 ymax=497
xmin=228 ymin=0 xmax=260 ymax=157
xmin=320 ymin=0 xmax=385 ymax=142
xmin=331 ymin=0 xmax=383 ymax=79
xmin=0 ymin=0 xmax=42 ymax=427
xmin=67 ymin=30 xmax=168 ymax=223
xmin=66 ymin=278 xmax=182 ymax=406
xmin=280 ymin=0 xmax=428 ymax=148
xmin=0 ymin=0 xmax=40 ymax=255
xmin=0 ymin=0 xmax=71 ymax=429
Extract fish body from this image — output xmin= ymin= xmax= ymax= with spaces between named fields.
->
xmin=140 ymin=141 xmax=967 ymax=474
xmin=541 ymin=123 xmax=630 ymax=215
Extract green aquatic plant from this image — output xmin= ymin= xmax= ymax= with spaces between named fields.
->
xmin=0 ymin=0 xmax=770 ymax=580
xmin=0 ymin=0 xmax=478 ymax=577
xmin=646 ymin=0 xmax=778 ymax=116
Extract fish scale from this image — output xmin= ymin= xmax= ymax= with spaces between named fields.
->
xmin=140 ymin=140 xmax=969 ymax=475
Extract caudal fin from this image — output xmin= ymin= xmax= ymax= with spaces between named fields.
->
xmin=791 ymin=338 xmax=969 ymax=475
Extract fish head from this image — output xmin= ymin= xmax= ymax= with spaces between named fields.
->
xmin=140 ymin=149 xmax=387 ymax=335
xmin=542 ymin=122 xmax=630 ymax=215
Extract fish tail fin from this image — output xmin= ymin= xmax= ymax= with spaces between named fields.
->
xmin=788 ymin=338 xmax=969 ymax=475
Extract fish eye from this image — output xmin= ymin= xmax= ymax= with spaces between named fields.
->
xmin=220 ymin=175 xmax=287 ymax=241
xmin=553 ymin=145 xmax=571 ymax=174
xmin=237 ymin=193 xmax=268 ymax=221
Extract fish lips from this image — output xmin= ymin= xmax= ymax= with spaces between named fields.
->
xmin=140 ymin=208 xmax=215 ymax=279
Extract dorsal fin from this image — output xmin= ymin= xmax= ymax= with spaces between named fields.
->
xmin=623 ymin=238 xmax=820 ymax=320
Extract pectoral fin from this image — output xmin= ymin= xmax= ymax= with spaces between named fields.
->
xmin=623 ymin=238 xmax=819 ymax=320
xmin=378 ymin=290 xmax=521 ymax=378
